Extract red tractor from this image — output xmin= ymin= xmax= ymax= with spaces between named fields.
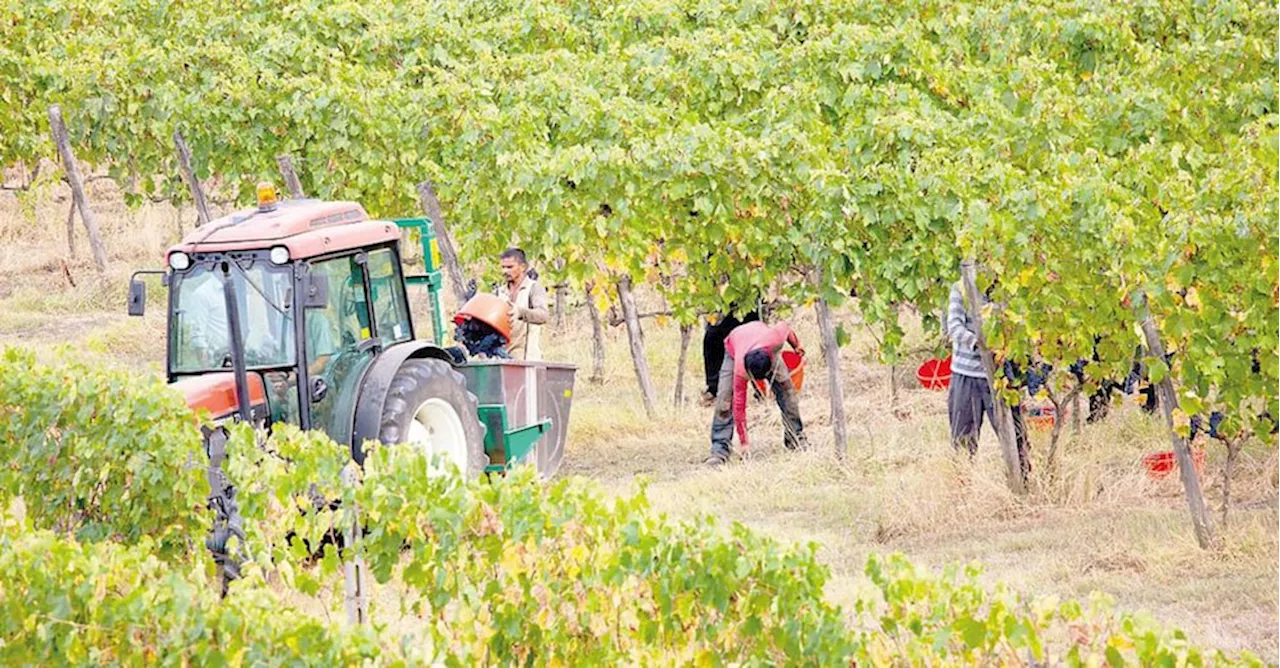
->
xmin=128 ymin=184 xmax=574 ymax=480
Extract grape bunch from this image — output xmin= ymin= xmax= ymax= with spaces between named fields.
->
xmin=454 ymin=319 xmax=511 ymax=359
xmin=1188 ymin=412 xmax=1226 ymax=441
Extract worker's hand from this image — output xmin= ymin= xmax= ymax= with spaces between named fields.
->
xmin=507 ymin=300 xmax=523 ymax=321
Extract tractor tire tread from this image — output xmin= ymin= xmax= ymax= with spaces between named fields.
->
xmin=376 ymin=358 xmax=487 ymax=478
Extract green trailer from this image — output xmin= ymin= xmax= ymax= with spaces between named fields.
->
xmin=394 ymin=217 xmax=575 ymax=478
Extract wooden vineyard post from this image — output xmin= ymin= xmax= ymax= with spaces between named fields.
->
xmin=1071 ymin=392 xmax=1082 ymax=437
xmin=276 ymin=154 xmax=305 ymax=199
xmin=1221 ymin=437 xmax=1244 ymax=528
xmin=1139 ymin=297 xmax=1216 ymax=549
xmin=554 ymin=283 xmax=569 ymax=328
xmin=889 ymin=363 xmax=899 ymax=411
xmin=616 ymin=275 xmax=657 ymax=417
xmin=416 ymin=181 xmax=468 ymax=308
xmin=585 ymin=282 xmax=606 ymax=384
xmin=47 ymin=105 xmax=108 ymax=273
xmin=551 ymin=258 xmax=569 ymax=328
xmin=674 ymin=322 xmax=693 ymax=406
xmin=65 ymin=200 xmax=76 ymax=257
xmin=341 ymin=467 xmax=368 ymax=625
xmin=813 ymin=269 xmax=848 ymax=458
xmin=960 ymin=260 xmax=1027 ymax=494
xmin=174 ymin=130 xmax=211 ymax=226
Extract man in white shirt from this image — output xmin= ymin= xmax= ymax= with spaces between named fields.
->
xmin=184 ymin=272 xmax=231 ymax=368
xmin=494 ymin=248 xmax=550 ymax=361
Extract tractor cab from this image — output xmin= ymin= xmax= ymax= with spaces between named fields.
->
xmin=128 ymin=184 xmax=573 ymax=479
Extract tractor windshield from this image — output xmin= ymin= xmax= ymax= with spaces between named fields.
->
xmin=170 ymin=261 xmax=297 ymax=374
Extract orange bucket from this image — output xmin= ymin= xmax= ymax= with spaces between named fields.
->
xmin=1026 ymin=405 xmax=1055 ymax=431
xmin=454 ymin=293 xmax=512 ymax=342
xmin=751 ymin=350 xmax=806 ymax=396
xmin=1142 ymin=449 xmax=1206 ymax=481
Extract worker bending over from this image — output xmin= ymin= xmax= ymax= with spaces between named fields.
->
xmin=705 ymin=320 xmax=808 ymax=466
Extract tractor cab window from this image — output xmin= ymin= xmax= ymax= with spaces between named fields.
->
xmin=368 ymin=247 xmax=412 ymax=347
xmin=304 ymin=256 xmax=372 ymax=370
xmin=171 ymin=262 xmax=296 ymax=374
xmin=306 ymin=254 xmax=376 ymax=444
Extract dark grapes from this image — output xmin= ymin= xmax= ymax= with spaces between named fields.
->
xmin=455 ymin=318 xmax=511 ymax=359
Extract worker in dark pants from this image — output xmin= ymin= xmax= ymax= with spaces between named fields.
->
xmin=701 ymin=306 xmax=761 ymax=406
xmin=705 ymin=321 xmax=807 ymax=466
xmin=945 ymin=280 xmax=1030 ymax=480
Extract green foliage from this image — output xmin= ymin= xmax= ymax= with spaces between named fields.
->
xmin=855 ymin=554 xmax=1265 ymax=666
xmin=355 ymin=445 xmax=856 ymax=664
xmin=3 ymin=0 xmax=1274 ymax=429
xmin=224 ymin=430 xmax=858 ymax=663
xmin=0 ymin=348 xmax=207 ymax=559
xmin=0 ymin=367 xmax=1262 ymax=663
xmin=1 ymin=0 xmax=1275 ymax=428
xmin=221 ymin=422 xmax=354 ymax=578
xmin=0 ymin=506 xmax=396 ymax=666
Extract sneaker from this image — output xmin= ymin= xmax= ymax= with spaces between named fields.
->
xmin=700 ymin=391 xmax=715 ymax=408
xmin=703 ymin=453 xmax=729 ymax=467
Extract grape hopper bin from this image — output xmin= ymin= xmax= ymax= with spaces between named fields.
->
xmin=396 ymin=215 xmax=577 ymax=478
xmin=456 ymin=360 xmax=576 ymax=478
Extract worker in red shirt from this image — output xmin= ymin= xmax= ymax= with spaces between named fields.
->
xmin=705 ymin=320 xmax=808 ymax=466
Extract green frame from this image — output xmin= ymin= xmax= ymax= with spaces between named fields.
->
xmin=392 ymin=217 xmax=554 ymax=474
xmin=477 ymin=406 xmax=551 ymax=474
xmin=392 ymin=218 xmax=447 ymax=345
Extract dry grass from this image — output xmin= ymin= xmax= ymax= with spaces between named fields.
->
xmin=2 ymin=189 xmax=1277 ymax=661
xmin=543 ymin=305 xmax=1279 ymax=662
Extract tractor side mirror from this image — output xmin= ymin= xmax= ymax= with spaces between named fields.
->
xmin=304 ymin=273 xmax=329 ymax=308
xmin=127 ymin=270 xmax=166 ymax=317
xmin=127 ymin=280 xmax=146 ymax=316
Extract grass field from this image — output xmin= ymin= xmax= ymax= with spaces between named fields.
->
xmin=2 ymin=184 xmax=1277 ymax=661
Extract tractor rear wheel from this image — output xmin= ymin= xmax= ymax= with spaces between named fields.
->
xmin=377 ymin=358 xmax=487 ymax=478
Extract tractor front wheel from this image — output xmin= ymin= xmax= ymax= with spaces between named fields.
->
xmin=377 ymin=359 xmax=487 ymax=478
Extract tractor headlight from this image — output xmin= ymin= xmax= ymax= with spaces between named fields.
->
xmin=168 ymin=252 xmax=191 ymax=271
xmin=269 ymin=246 xmax=290 ymax=265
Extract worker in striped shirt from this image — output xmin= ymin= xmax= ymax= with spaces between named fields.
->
xmin=946 ymin=280 xmax=1029 ymax=476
